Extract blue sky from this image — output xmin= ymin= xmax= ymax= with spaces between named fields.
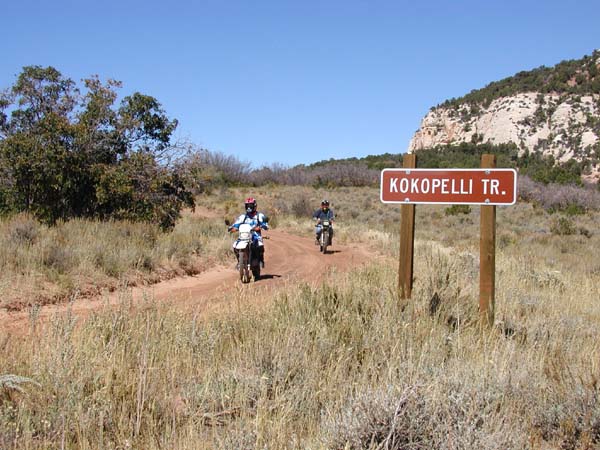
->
xmin=2 ymin=0 xmax=598 ymax=167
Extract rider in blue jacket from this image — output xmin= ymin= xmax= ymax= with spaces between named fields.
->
xmin=229 ymin=197 xmax=269 ymax=267
xmin=313 ymin=199 xmax=334 ymax=245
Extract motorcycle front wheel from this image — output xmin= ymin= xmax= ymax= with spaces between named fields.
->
xmin=251 ymin=263 xmax=260 ymax=281
xmin=239 ymin=251 xmax=251 ymax=283
xmin=321 ymin=230 xmax=328 ymax=254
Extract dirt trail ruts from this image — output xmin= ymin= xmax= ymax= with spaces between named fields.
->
xmin=0 ymin=229 xmax=373 ymax=334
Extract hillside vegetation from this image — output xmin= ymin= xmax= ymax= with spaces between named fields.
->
xmin=182 ymin=143 xmax=600 ymax=217
xmin=180 ymin=142 xmax=596 ymax=189
xmin=441 ymin=49 xmax=600 ymax=108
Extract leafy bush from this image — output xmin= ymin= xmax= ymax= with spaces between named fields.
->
xmin=518 ymin=153 xmax=584 ymax=186
xmin=175 ymin=148 xmax=253 ymax=192
xmin=95 ymin=153 xmax=193 ymax=230
xmin=445 ymin=204 xmax=472 ymax=216
xmin=561 ymin=203 xmax=586 ymax=216
xmin=43 ymin=244 xmax=77 ymax=274
xmin=291 ymin=194 xmax=313 ymax=218
xmin=550 ymin=217 xmax=577 ymax=236
xmin=0 ymin=66 xmax=193 ymax=229
xmin=7 ymin=214 xmax=39 ymax=245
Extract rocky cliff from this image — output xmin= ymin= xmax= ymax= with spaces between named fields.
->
xmin=408 ymin=52 xmax=600 ymax=180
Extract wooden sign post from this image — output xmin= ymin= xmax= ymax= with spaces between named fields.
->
xmin=380 ymin=154 xmax=516 ymax=326
xmin=479 ymin=154 xmax=496 ymax=326
xmin=398 ymin=154 xmax=416 ymax=299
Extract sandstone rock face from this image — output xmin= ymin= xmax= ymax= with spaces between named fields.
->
xmin=408 ymin=93 xmax=600 ymax=179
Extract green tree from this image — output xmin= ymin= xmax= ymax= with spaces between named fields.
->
xmin=0 ymin=66 xmax=193 ymax=228
xmin=0 ymin=66 xmax=79 ymax=222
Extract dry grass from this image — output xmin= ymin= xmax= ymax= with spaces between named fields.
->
xmin=1 ymin=186 xmax=600 ymax=448
xmin=0 ymin=212 xmax=232 ymax=310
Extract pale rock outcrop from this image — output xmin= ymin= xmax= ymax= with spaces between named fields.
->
xmin=408 ymin=93 xmax=600 ymax=180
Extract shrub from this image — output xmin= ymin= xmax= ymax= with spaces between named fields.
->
xmin=445 ymin=204 xmax=472 ymax=216
xmin=94 ymin=152 xmax=194 ymax=230
xmin=578 ymin=226 xmax=592 ymax=238
xmin=7 ymin=215 xmax=39 ymax=245
xmin=519 ymin=175 xmax=600 ymax=212
xmin=291 ymin=194 xmax=313 ymax=218
xmin=550 ymin=217 xmax=577 ymax=236
xmin=43 ymin=244 xmax=77 ymax=273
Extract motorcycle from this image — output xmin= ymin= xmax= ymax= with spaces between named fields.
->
xmin=319 ymin=219 xmax=332 ymax=254
xmin=227 ymin=221 xmax=262 ymax=283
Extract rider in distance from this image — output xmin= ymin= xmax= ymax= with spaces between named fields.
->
xmin=313 ymin=199 xmax=335 ymax=245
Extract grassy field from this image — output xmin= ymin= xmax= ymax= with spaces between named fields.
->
xmin=0 ymin=212 xmax=233 ymax=311
xmin=1 ymin=186 xmax=600 ymax=449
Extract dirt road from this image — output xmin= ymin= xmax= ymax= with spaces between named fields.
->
xmin=0 ymin=229 xmax=373 ymax=334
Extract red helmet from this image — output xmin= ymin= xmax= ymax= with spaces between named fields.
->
xmin=244 ymin=197 xmax=257 ymax=213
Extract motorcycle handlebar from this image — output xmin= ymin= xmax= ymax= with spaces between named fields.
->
xmin=226 ymin=226 xmax=269 ymax=237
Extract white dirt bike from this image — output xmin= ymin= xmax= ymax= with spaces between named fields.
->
xmin=318 ymin=219 xmax=332 ymax=254
xmin=229 ymin=222 xmax=262 ymax=283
